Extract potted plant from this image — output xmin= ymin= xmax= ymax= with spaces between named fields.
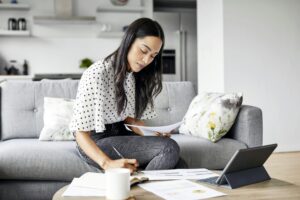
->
xmin=79 ymin=58 xmax=93 ymax=69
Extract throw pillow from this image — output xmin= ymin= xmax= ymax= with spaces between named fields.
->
xmin=39 ymin=97 xmax=75 ymax=141
xmin=179 ymin=92 xmax=243 ymax=142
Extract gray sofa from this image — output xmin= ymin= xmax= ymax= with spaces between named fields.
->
xmin=0 ymin=80 xmax=262 ymax=200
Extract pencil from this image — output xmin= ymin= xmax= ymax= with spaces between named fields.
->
xmin=112 ymin=145 xmax=124 ymax=158
xmin=111 ymin=145 xmax=142 ymax=175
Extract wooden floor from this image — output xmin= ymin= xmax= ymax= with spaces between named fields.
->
xmin=265 ymin=151 xmax=300 ymax=185
xmin=210 ymin=151 xmax=300 ymax=200
xmin=53 ymin=152 xmax=300 ymax=200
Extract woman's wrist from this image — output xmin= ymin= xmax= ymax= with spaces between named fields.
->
xmin=125 ymin=117 xmax=145 ymax=126
xmin=99 ymin=157 xmax=111 ymax=169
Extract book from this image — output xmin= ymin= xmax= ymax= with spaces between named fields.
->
xmin=130 ymin=176 xmax=149 ymax=187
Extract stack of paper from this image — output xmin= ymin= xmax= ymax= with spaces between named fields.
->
xmin=62 ymin=169 xmax=225 ymax=199
xmin=136 ymin=168 xmax=219 ymax=181
xmin=63 ymin=172 xmax=106 ymax=197
xmin=62 ymin=172 xmax=149 ymax=197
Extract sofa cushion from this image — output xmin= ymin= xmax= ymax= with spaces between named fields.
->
xmin=0 ymin=139 xmax=99 ymax=181
xmin=1 ymin=80 xmax=194 ymax=140
xmin=145 ymin=81 xmax=196 ymax=126
xmin=1 ymin=80 xmax=79 ymax=140
xmin=171 ymin=134 xmax=247 ymax=169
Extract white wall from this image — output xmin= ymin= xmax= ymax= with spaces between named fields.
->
xmin=0 ymin=37 xmax=120 ymax=74
xmin=0 ymin=0 xmax=144 ymax=74
xmin=224 ymin=0 xmax=300 ymax=152
xmin=197 ymin=0 xmax=224 ymax=93
xmin=197 ymin=0 xmax=300 ymax=152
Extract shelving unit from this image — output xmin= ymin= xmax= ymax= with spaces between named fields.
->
xmin=0 ymin=3 xmax=31 ymax=37
xmin=97 ymin=6 xmax=145 ymax=13
xmin=33 ymin=16 xmax=96 ymax=24
xmin=0 ymin=30 xmax=30 ymax=36
xmin=0 ymin=3 xmax=30 ymax=10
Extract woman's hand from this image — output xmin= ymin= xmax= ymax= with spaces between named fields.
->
xmin=124 ymin=117 xmax=145 ymax=136
xmin=103 ymin=158 xmax=139 ymax=174
xmin=154 ymin=132 xmax=171 ymax=137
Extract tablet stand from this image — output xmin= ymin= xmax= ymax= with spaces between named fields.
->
xmin=223 ymin=166 xmax=271 ymax=189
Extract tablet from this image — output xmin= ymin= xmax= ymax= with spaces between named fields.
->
xmin=200 ymin=143 xmax=277 ymax=188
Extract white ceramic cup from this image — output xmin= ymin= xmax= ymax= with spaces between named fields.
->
xmin=105 ymin=168 xmax=130 ymax=200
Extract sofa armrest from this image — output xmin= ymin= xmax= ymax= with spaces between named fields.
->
xmin=226 ymin=105 xmax=263 ymax=147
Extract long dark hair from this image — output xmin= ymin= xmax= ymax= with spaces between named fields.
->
xmin=105 ymin=18 xmax=164 ymax=119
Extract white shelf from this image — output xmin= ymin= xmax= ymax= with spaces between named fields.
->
xmin=98 ymin=31 xmax=124 ymax=38
xmin=97 ymin=6 xmax=145 ymax=13
xmin=0 ymin=3 xmax=30 ymax=10
xmin=33 ymin=16 xmax=96 ymax=24
xmin=0 ymin=30 xmax=30 ymax=36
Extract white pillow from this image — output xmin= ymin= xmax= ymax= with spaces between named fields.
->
xmin=179 ymin=92 xmax=243 ymax=142
xmin=39 ymin=97 xmax=75 ymax=141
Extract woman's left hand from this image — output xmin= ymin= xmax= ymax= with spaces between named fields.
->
xmin=154 ymin=132 xmax=171 ymax=137
xmin=124 ymin=117 xmax=145 ymax=136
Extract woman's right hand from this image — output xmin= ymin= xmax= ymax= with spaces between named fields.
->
xmin=103 ymin=158 xmax=139 ymax=174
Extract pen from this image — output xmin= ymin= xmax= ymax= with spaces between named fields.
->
xmin=112 ymin=145 xmax=142 ymax=175
xmin=112 ymin=145 xmax=124 ymax=159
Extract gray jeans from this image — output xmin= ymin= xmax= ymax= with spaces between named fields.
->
xmin=76 ymin=121 xmax=187 ymax=170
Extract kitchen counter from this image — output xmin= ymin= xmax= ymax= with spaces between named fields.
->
xmin=0 ymin=75 xmax=34 ymax=83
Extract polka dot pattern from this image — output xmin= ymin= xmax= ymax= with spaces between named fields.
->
xmin=70 ymin=58 xmax=157 ymax=133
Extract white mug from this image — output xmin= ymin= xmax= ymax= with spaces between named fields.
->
xmin=105 ymin=168 xmax=130 ymax=200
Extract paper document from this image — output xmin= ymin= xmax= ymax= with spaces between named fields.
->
xmin=62 ymin=172 xmax=149 ymax=197
xmin=139 ymin=179 xmax=226 ymax=200
xmin=62 ymin=172 xmax=106 ymax=197
xmin=125 ymin=121 xmax=182 ymax=136
xmin=134 ymin=168 xmax=219 ymax=181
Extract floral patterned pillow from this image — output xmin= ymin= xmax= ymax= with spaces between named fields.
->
xmin=179 ymin=92 xmax=243 ymax=142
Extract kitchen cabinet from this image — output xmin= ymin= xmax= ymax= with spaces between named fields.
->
xmin=0 ymin=75 xmax=33 ymax=83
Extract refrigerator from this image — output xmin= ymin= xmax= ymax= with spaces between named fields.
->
xmin=154 ymin=11 xmax=197 ymax=88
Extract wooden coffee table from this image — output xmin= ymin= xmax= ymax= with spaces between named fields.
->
xmin=53 ymin=152 xmax=300 ymax=200
xmin=52 ymin=179 xmax=300 ymax=200
xmin=53 ymin=184 xmax=163 ymax=200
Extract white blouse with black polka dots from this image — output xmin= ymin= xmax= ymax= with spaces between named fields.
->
xmin=69 ymin=57 xmax=157 ymax=133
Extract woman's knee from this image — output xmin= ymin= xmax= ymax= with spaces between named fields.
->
xmin=162 ymin=138 xmax=180 ymax=157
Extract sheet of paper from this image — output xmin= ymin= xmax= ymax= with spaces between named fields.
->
xmin=62 ymin=178 xmax=106 ymax=197
xmin=139 ymin=179 xmax=226 ymax=200
xmin=76 ymin=172 xmax=106 ymax=189
xmin=134 ymin=168 xmax=219 ymax=181
xmin=125 ymin=121 xmax=182 ymax=136
xmin=62 ymin=172 xmax=106 ymax=197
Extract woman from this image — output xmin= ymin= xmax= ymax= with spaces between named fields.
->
xmin=70 ymin=18 xmax=181 ymax=173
